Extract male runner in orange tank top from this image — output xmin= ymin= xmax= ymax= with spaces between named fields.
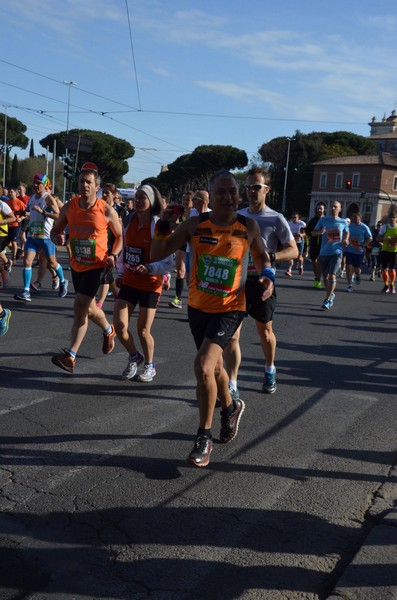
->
xmin=50 ymin=164 xmax=122 ymax=373
xmin=151 ymin=169 xmax=275 ymax=467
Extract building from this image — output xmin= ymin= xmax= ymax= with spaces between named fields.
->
xmin=309 ymin=111 xmax=397 ymax=225
xmin=368 ymin=110 xmax=397 ymax=156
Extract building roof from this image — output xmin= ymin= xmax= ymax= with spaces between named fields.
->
xmin=312 ymin=152 xmax=397 ymax=167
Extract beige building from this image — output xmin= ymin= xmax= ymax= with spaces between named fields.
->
xmin=310 ymin=111 xmax=397 ymax=225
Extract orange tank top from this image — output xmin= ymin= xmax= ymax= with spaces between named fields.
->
xmin=122 ymin=215 xmax=162 ymax=293
xmin=188 ymin=213 xmax=250 ymax=312
xmin=68 ymin=196 xmax=109 ymax=272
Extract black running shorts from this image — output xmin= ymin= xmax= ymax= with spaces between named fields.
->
xmin=187 ymin=306 xmax=245 ymax=350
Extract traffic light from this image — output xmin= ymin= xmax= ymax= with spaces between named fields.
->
xmin=63 ymin=155 xmax=74 ymax=180
xmin=345 ymin=180 xmax=352 ymax=190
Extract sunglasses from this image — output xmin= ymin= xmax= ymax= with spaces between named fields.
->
xmin=245 ymin=184 xmax=269 ymax=191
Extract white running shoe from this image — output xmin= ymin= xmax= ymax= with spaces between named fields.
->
xmin=121 ymin=352 xmax=145 ymax=380
xmin=137 ymin=364 xmax=156 ymax=382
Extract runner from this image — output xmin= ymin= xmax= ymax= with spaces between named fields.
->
xmin=151 ymin=169 xmax=274 ymax=467
xmin=113 ymin=184 xmax=175 ymax=382
xmin=13 ymin=174 xmax=67 ymax=302
xmin=377 ymin=212 xmax=397 ymax=293
xmin=50 ymin=163 xmax=122 ymax=373
xmin=224 ymin=166 xmax=297 ymax=396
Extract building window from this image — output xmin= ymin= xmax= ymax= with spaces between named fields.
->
xmin=392 ymin=142 xmax=397 ymax=152
xmin=320 ymin=173 xmax=327 ymax=188
xmin=377 ymin=142 xmax=385 ymax=152
xmin=352 ymin=173 xmax=360 ymax=188
xmin=393 ymin=176 xmax=397 ymax=192
xmin=335 ymin=173 xmax=343 ymax=188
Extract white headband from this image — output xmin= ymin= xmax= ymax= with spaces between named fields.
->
xmin=138 ymin=185 xmax=155 ymax=206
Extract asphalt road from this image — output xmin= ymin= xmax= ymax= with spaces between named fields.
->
xmin=0 ymin=256 xmax=396 ymax=600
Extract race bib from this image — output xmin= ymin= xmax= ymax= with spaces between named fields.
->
xmin=124 ymin=245 xmax=144 ymax=271
xmin=29 ymin=222 xmax=45 ymax=239
xmin=71 ymin=238 xmax=96 ymax=264
xmin=327 ymin=229 xmax=341 ymax=243
xmin=197 ymin=254 xmax=237 ymax=297
xmin=247 ymin=252 xmax=258 ymax=277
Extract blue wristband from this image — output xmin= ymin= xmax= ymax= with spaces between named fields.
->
xmin=260 ymin=267 xmax=276 ymax=283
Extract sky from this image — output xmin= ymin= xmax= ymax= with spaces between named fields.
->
xmin=1 ymin=0 xmax=396 ymax=185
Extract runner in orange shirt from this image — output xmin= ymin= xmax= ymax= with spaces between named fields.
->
xmin=151 ymin=169 xmax=274 ymax=467
xmin=50 ymin=164 xmax=122 ymax=373
xmin=113 ymin=184 xmax=175 ymax=383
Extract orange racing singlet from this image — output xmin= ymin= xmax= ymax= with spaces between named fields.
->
xmin=68 ymin=196 xmax=109 ymax=272
xmin=188 ymin=213 xmax=250 ymax=313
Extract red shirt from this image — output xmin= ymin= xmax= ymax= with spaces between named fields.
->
xmin=18 ymin=194 xmax=30 ymax=207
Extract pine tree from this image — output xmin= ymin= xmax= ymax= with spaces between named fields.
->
xmin=11 ymin=154 xmax=19 ymax=186
xmin=29 ymin=139 xmax=35 ymax=158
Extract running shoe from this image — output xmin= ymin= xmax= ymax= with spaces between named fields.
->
xmin=162 ymin=274 xmax=171 ymax=291
xmin=52 ymin=276 xmax=60 ymax=290
xmin=346 ymin=285 xmax=353 ymax=293
xmin=369 ymin=275 xmax=375 ymax=281
xmin=102 ymin=324 xmax=116 ymax=354
xmin=285 ymin=270 xmax=292 ymax=277
xmin=31 ymin=281 xmax=42 ymax=292
xmin=322 ymin=299 xmax=331 ymax=310
xmin=187 ymin=434 xmax=213 ymax=467
xmin=169 ymin=296 xmax=182 ymax=309
xmin=263 ymin=370 xmax=277 ymax=394
xmin=14 ymin=290 xmax=31 ymax=302
xmin=329 ymin=292 xmax=335 ymax=307
xmin=121 ymin=352 xmax=145 ymax=380
xmin=137 ymin=363 xmax=156 ymax=382
xmin=355 ymin=274 xmax=361 ymax=285
xmin=382 ymin=285 xmax=389 ymax=293
xmin=51 ymin=349 xmax=75 ymax=373
xmin=298 ymin=266 xmax=304 ymax=275
xmin=4 ymin=260 xmax=12 ymax=273
xmin=219 ymin=398 xmax=245 ymax=443
xmin=390 ymin=285 xmax=396 ymax=294
xmin=229 ymin=387 xmax=240 ymax=402
xmin=0 ymin=308 xmax=11 ymax=336
xmin=2 ymin=273 xmax=10 ymax=288
xmin=58 ymin=279 xmax=69 ymax=298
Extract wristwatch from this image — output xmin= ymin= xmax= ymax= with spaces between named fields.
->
xmin=269 ymin=252 xmax=276 ymax=264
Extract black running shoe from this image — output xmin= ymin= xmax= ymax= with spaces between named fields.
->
xmin=187 ymin=434 xmax=213 ymax=467
xmin=219 ymin=398 xmax=245 ymax=443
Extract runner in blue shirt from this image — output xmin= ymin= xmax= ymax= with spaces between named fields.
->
xmin=312 ymin=201 xmax=349 ymax=310
xmin=345 ymin=212 xmax=372 ymax=292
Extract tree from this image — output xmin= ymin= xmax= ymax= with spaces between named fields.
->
xmin=29 ymin=139 xmax=35 ymax=158
xmin=0 ymin=113 xmax=29 ymax=155
xmin=10 ymin=154 xmax=19 ymax=187
xmin=155 ymin=144 xmax=248 ymax=196
xmin=39 ymin=129 xmax=135 ymax=186
xmin=258 ymin=130 xmax=376 ymax=215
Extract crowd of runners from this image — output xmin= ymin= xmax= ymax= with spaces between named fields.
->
xmin=1 ymin=166 xmax=396 ymax=466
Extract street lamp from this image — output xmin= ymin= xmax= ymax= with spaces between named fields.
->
xmin=281 ymin=137 xmax=295 ymax=214
xmin=360 ymin=188 xmax=395 ymax=213
xmin=62 ymin=81 xmax=77 ymax=202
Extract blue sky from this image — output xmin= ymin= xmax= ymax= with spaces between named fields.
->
xmin=1 ymin=0 xmax=396 ymax=184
